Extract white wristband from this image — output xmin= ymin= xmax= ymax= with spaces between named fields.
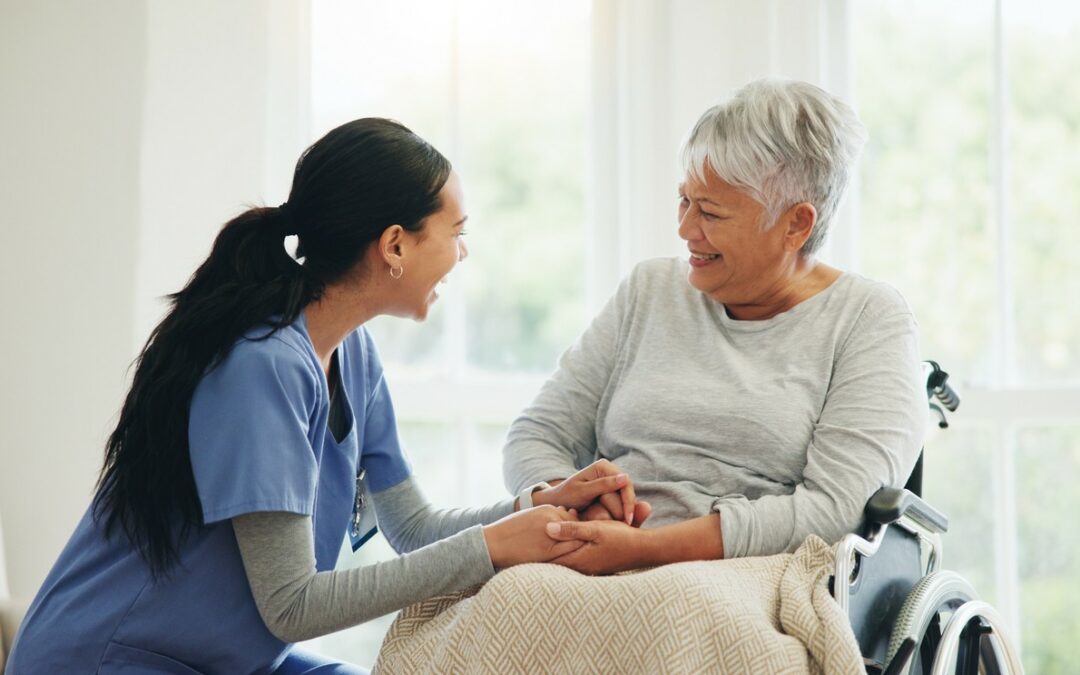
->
xmin=517 ymin=481 xmax=551 ymax=510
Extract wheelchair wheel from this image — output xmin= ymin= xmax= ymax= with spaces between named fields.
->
xmin=886 ymin=571 xmax=1004 ymax=675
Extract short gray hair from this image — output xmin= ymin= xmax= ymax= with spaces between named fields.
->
xmin=680 ymin=79 xmax=867 ymax=255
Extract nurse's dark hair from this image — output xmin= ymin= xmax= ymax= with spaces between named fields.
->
xmin=94 ymin=118 xmax=451 ymax=578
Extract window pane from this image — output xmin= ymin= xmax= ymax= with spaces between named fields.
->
xmin=310 ymin=0 xmax=457 ymax=369
xmin=853 ymin=1 xmax=996 ymax=385
xmin=311 ymin=0 xmax=590 ymax=374
xmin=1006 ymin=3 xmax=1080 ymax=384
xmin=456 ymin=0 xmax=590 ymax=372
xmin=922 ymin=424 xmax=998 ymax=604
xmin=310 ymin=0 xmax=455 ymax=144
xmin=1015 ymin=425 xmax=1080 ymax=673
xmin=470 ymin=421 xmax=514 ymax=506
xmin=400 ymin=421 xmax=465 ymax=505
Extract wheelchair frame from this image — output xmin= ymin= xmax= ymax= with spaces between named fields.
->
xmin=831 ymin=362 xmax=1025 ymax=675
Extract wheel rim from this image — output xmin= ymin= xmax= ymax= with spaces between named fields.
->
xmin=887 ymin=570 xmax=979 ymax=674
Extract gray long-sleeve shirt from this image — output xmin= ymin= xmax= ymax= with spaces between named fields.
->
xmin=503 ymin=257 xmax=927 ymax=559
xmin=232 ymin=477 xmax=515 ymax=643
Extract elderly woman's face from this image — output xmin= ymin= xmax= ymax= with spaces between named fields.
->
xmin=677 ymin=167 xmax=790 ymax=305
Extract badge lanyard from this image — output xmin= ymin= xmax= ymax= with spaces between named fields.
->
xmin=349 ymin=468 xmax=378 ymax=552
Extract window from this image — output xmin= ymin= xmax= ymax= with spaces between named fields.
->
xmin=308 ymin=0 xmax=591 ymax=663
xmin=300 ymin=1 xmax=1080 ymax=667
xmin=854 ymin=1 xmax=1080 ymax=669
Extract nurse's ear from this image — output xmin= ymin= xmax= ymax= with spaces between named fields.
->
xmin=378 ymin=224 xmax=406 ymax=271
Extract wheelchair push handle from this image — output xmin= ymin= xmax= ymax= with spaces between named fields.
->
xmin=923 ymin=360 xmax=959 ymax=428
xmin=932 ymin=379 xmax=959 ymax=412
xmin=924 ymin=360 xmax=959 ymax=410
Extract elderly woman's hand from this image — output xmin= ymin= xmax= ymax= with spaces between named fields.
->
xmin=532 ymin=459 xmax=645 ymax=525
xmin=580 ymin=496 xmax=652 ymax=528
xmin=544 ymin=519 xmax=652 ymax=575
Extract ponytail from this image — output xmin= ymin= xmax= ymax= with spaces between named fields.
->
xmin=94 ymin=207 xmax=316 ymax=577
xmin=94 ymin=118 xmax=451 ymax=577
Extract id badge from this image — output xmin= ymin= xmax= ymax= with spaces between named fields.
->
xmin=349 ymin=468 xmax=378 ymax=552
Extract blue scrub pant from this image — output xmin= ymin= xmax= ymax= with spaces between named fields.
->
xmin=273 ymin=647 xmax=369 ymax=675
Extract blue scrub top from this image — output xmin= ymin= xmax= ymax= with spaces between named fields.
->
xmin=7 ymin=313 xmax=412 ymax=674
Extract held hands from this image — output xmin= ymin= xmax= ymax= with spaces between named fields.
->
xmin=579 ymin=494 xmax=652 ymax=528
xmin=533 ymin=459 xmax=652 ymax=527
xmin=545 ymin=519 xmax=651 ymax=575
xmin=482 ymin=505 xmax=585 ymax=570
xmin=497 ymin=459 xmax=652 ymax=574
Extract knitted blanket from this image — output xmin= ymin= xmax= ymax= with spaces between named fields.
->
xmin=373 ymin=535 xmax=863 ymax=674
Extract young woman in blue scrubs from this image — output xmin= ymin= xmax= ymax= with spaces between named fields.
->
xmin=5 ymin=119 xmax=643 ymax=674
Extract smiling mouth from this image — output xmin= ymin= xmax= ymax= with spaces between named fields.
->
xmin=429 ymin=277 xmax=449 ymax=302
xmin=690 ymin=252 xmax=720 ymax=261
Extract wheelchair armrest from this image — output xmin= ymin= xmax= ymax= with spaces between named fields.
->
xmin=865 ymin=487 xmax=948 ymax=534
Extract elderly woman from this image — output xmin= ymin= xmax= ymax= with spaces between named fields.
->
xmin=506 ymin=79 xmax=927 ymax=574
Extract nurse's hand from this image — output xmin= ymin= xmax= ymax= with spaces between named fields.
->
xmin=483 ymin=505 xmax=585 ymax=570
xmin=532 ymin=459 xmax=641 ymax=526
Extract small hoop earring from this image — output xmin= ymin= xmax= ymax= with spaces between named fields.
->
xmin=390 ymin=265 xmax=404 ymax=280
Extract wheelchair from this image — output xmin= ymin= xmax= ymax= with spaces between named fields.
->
xmin=832 ymin=361 xmax=1025 ymax=674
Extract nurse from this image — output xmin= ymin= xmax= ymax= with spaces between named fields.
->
xmin=5 ymin=118 xmax=642 ymax=674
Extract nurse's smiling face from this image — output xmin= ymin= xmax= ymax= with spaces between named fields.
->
xmin=384 ymin=171 xmax=469 ymax=321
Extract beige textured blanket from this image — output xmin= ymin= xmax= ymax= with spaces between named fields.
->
xmin=373 ymin=535 xmax=863 ymax=674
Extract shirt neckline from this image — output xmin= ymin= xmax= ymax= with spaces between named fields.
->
xmin=709 ymin=272 xmax=851 ymax=333
xmin=298 ymin=310 xmax=358 ymax=444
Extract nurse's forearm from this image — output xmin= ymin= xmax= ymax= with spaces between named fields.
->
xmin=374 ymin=476 xmax=516 ymax=553
xmin=233 ymin=511 xmax=496 ymax=644
xmin=641 ymin=513 xmax=725 ymax=565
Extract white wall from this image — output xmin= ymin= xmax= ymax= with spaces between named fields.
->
xmin=0 ymin=0 xmax=146 ymax=600
xmin=135 ymin=1 xmax=310 ymax=343
xmin=0 ymin=0 xmax=308 ymax=600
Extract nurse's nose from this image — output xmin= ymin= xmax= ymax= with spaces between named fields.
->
xmin=458 ymin=238 xmax=469 ymax=262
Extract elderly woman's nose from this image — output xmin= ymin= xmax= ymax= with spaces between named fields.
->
xmin=678 ymin=209 xmax=702 ymax=241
